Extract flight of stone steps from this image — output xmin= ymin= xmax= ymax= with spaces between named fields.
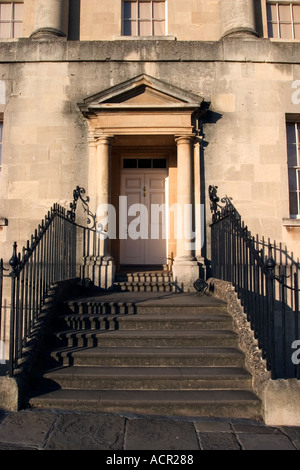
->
xmin=28 ymin=284 xmax=262 ymax=420
xmin=113 ymin=269 xmax=175 ymax=292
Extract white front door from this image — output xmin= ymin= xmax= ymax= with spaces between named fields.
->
xmin=120 ymin=170 xmax=167 ymax=265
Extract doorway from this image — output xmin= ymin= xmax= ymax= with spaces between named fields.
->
xmin=120 ymin=159 xmax=168 ymax=266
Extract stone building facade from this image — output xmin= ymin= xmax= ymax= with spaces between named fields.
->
xmin=0 ymin=0 xmax=299 ymax=290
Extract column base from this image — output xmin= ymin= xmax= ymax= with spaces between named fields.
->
xmin=83 ymin=256 xmax=115 ymax=290
xmin=172 ymin=258 xmax=200 ymax=292
xmin=222 ymin=27 xmax=258 ymax=39
xmin=30 ymin=28 xmax=67 ymax=40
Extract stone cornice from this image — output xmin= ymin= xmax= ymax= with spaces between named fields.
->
xmin=0 ymin=38 xmax=300 ymax=64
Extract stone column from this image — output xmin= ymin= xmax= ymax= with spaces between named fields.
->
xmin=194 ymin=138 xmax=206 ymax=279
xmin=220 ymin=0 xmax=257 ymax=38
xmin=96 ymin=136 xmax=114 ymax=213
xmin=30 ymin=0 xmax=69 ymax=39
xmin=86 ymin=135 xmax=115 ymax=289
xmin=172 ymin=135 xmax=200 ymax=292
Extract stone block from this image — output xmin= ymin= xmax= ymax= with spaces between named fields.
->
xmin=212 ymin=93 xmax=236 ymax=112
xmin=172 ymin=261 xmax=200 ymax=292
xmin=263 ymin=379 xmax=300 ymax=427
xmin=0 ymin=376 xmax=19 ymax=411
xmin=7 ymin=181 xmax=39 ymax=200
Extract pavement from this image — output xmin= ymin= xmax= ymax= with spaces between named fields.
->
xmin=0 ymin=292 xmax=299 ymax=455
xmin=0 ymin=408 xmax=299 ymax=453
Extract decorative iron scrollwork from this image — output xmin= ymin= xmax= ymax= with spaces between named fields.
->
xmin=67 ymin=187 xmax=91 ymax=224
xmin=209 ymin=185 xmax=236 ymax=223
xmin=193 ymin=278 xmax=208 ymax=296
xmin=67 ymin=186 xmax=104 ymax=234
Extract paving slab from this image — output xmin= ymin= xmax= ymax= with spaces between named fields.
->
xmin=194 ymin=419 xmax=232 ymax=433
xmin=198 ymin=431 xmax=241 ymax=450
xmin=44 ymin=412 xmax=125 ymax=450
xmin=0 ymin=410 xmax=7 ymax=424
xmin=280 ymin=427 xmax=300 ymax=450
xmin=231 ymin=422 xmax=283 ymax=434
xmin=236 ymin=432 xmax=296 ymax=450
xmin=0 ymin=409 xmax=299 ymax=451
xmin=124 ymin=418 xmax=200 ymax=450
xmin=0 ymin=410 xmax=57 ymax=449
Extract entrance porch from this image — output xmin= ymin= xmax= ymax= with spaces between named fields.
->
xmin=79 ymin=74 xmax=208 ymax=291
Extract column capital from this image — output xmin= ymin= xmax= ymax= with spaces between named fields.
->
xmin=174 ymin=135 xmax=195 ymax=145
xmin=95 ymin=135 xmax=115 ymax=146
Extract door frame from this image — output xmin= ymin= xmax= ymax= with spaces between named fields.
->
xmin=120 ymin=157 xmax=169 ymax=266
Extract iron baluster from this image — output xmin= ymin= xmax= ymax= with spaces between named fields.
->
xmin=294 ymin=271 xmax=300 ymax=379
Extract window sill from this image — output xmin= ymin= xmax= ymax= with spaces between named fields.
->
xmin=114 ymin=35 xmax=177 ymax=41
xmin=282 ymin=218 xmax=300 ymax=227
xmin=269 ymin=38 xmax=300 ymax=43
xmin=0 ymin=38 xmax=21 ymax=42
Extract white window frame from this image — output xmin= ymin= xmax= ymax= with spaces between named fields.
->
xmin=0 ymin=1 xmax=23 ymax=39
xmin=286 ymin=121 xmax=300 ymax=219
xmin=0 ymin=121 xmax=3 ymax=170
xmin=122 ymin=0 xmax=168 ymax=37
xmin=266 ymin=1 xmax=300 ymax=39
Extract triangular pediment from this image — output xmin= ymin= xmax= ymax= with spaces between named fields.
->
xmin=105 ymin=84 xmax=183 ymax=105
xmin=79 ymin=74 xmax=204 ymax=114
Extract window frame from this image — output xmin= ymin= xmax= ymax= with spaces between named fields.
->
xmin=286 ymin=120 xmax=300 ymax=219
xmin=266 ymin=0 xmax=300 ymax=39
xmin=0 ymin=120 xmax=3 ymax=171
xmin=0 ymin=1 xmax=23 ymax=40
xmin=121 ymin=0 xmax=168 ymax=37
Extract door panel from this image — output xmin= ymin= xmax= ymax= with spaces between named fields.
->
xmin=120 ymin=175 xmax=144 ymax=264
xmin=120 ymin=171 xmax=167 ymax=265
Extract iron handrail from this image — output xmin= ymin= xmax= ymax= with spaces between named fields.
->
xmin=1 ymin=188 xmax=103 ymax=377
xmin=209 ymin=185 xmax=300 ymax=379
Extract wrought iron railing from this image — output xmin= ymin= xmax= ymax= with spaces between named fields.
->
xmin=0 ymin=187 xmax=103 ymax=377
xmin=209 ymin=185 xmax=300 ymax=379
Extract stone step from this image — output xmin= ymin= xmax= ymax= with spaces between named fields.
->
xmin=56 ymin=312 xmax=233 ymax=331
xmin=115 ymin=273 xmax=173 ymax=283
xmin=42 ymin=365 xmax=253 ymax=391
xmin=51 ymin=346 xmax=246 ymax=367
xmin=54 ymin=328 xmax=239 ymax=348
xmin=114 ymin=281 xmax=174 ymax=292
xmin=114 ymin=269 xmax=174 ymax=292
xmin=28 ymin=389 xmax=262 ymax=419
xmin=65 ymin=302 xmax=228 ymax=316
xmin=28 ymin=291 xmax=262 ymax=421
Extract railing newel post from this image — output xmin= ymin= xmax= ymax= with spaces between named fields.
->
xmin=265 ymin=256 xmax=276 ymax=378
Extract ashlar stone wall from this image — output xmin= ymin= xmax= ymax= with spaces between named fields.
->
xmin=0 ymin=38 xmax=298 ymax=264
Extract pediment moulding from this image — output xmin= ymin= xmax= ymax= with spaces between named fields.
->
xmin=78 ymin=74 xmax=207 ymax=116
xmin=81 ymin=74 xmax=209 ymax=139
